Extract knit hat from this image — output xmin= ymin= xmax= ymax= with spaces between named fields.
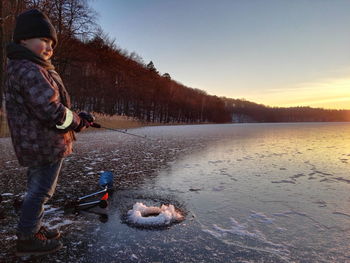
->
xmin=13 ymin=9 xmax=57 ymax=48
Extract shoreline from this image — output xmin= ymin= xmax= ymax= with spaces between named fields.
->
xmin=0 ymin=111 xmax=216 ymax=138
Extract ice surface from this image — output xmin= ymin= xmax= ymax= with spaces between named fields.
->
xmin=249 ymin=211 xmax=275 ymax=224
xmin=127 ymin=202 xmax=184 ymax=226
xmin=42 ymin=205 xmax=73 ymax=229
xmin=203 ymin=215 xmax=290 ymax=260
xmin=144 ymin=123 xmax=350 ymax=262
xmin=2 ymin=123 xmax=349 ymax=262
xmin=43 ymin=218 xmax=74 ymax=229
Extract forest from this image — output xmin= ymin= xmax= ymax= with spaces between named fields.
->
xmin=223 ymin=98 xmax=350 ymax=123
xmin=1 ymin=0 xmax=349 ymax=125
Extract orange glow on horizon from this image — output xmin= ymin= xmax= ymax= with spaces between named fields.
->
xmin=244 ymin=76 xmax=350 ymax=110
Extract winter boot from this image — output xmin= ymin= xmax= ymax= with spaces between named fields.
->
xmin=37 ymin=226 xmax=61 ymax=239
xmin=16 ymin=232 xmax=63 ymax=256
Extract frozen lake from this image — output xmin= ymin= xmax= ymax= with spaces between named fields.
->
xmin=80 ymin=122 xmax=350 ymax=263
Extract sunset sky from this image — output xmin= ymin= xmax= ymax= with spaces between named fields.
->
xmin=91 ymin=0 xmax=350 ymax=110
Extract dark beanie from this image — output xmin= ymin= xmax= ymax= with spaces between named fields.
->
xmin=13 ymin=9 xmax=57 ymax=48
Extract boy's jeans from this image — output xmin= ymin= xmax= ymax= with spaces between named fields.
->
xmin=17 ymin=159 xmax=63 ymax=237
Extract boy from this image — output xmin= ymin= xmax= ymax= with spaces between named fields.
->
xmin=5 ymin=9 xmax=92 ymax=256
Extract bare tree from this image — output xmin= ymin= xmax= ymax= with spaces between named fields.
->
xmin=146 ymin=61 xmax=158 ymax=74
xmin=23 ymin=0 xmax=97 ymax=73
xmin=162 ymin=73 xmax=171 ymax=80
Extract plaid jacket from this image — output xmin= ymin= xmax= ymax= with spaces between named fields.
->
xmin=5 ymin=59 xmax=80 ymax=167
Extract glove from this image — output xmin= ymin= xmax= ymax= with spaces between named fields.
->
xmin=74 ymin=118 xmax=90 ymax=132
xmin=78 ymin=112 xmax=95 ymax=123
xmin=74 ymin=112 xmax=94 ymax=132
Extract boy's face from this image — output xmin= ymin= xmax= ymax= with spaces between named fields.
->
xmin=20 ymin=37 xmax=54 ymax=61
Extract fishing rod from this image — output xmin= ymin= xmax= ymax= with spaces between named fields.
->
xmin=78 ymin=112 xmax=149 ymax=139
xmin=91 ymin=123 xmax=148 ymax=139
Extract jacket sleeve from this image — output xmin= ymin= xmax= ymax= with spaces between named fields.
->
xmin=19 ymin=66 xmax=81 ymax=130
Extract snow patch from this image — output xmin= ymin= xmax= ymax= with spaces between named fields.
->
xmin=43 ymin=218 xmax=74 ymax=229
xmin=44 ymin=205 xmax=61 ymax=214
xmin=5 ymin=235 xmax=16 ymax=241
xmin=1 ymin=193 xmax=14 ymax=196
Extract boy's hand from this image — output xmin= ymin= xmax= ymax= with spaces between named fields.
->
xmin=74 ymin=112 xmax=93 ymax=132
xmin=74 ymin=118 xmax=90 ymax=132
xmin=78 ymin=112 xmax=95 ymax=123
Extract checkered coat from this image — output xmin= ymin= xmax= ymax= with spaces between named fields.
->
xmin=5 ymin=59 xmax=81 ymax=167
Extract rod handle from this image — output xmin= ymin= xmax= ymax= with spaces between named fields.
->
xmin=91 ymin=122 xmax=101 ymax=128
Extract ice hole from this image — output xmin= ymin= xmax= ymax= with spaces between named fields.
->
xmin=127 ymin=202 xmax=184 ymax=226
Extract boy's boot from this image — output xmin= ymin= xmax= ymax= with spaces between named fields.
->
xmin=16 ymin=232 xmax=63 ymax=256
xmin=37 ymin=226 xmax=61 ymax=239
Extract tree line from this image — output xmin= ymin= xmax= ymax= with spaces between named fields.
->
xmin=1 ymin=0 xmax=349 ymax=125
xmin=223 ymin=98 xmax=350 ymax=123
